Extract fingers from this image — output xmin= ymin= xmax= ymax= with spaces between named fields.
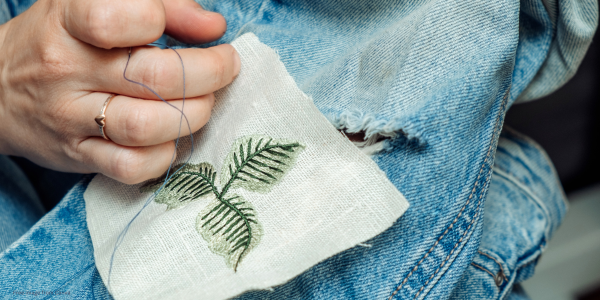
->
xmin=61 ymin=0 xmax=238 ymax=100
xmin=163 ymin=0 xmax=227 ymax=44
xmin=78 ymin=138 xmax=175 ymax=184
xmin=77 ymin=92 xmax=214 ymax=147
xmin=62 ymin=0 xmax=227 ymax=49
xmin=90 ymin=45 xmax=240 ymax=100
xmin=63 ymin=0 xmax=166 ymax=49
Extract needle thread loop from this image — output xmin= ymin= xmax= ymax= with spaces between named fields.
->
xmin=107 ymin=43 xmax=195 ymax=288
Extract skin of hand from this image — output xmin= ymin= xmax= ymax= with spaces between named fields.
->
xmin=0 ymin=0 xmax=240 ymax=184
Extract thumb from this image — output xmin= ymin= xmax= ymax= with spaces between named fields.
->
xmin=163 ymin=0 xmax=227 ymax=44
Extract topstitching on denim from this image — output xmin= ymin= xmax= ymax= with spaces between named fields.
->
xmin=471 ymin=246 xmax=543 ymax=296
xmin=477 ymin=250 xmax=509 ymax=284
xmin=477 ymin=173 xmax=553 ymax=300
xmin=444 ymin=125 xmax=569 ymax=300
xmin=470 ymin=261 xmax=505 ymax=286
xmin=413 ymin=188 xmax=487 ymax=299
xmin=0 ymin=0 xmax=590 ymax=298
xmin=497 ymin=252 xmax=539 ymax=300
xmin=469 ymin=250 xmax=510 ymax=289
xmin=412 ymin=102 xmax=509 ymax=299
xmin=388 ymin=88 xmax=510 ymax=300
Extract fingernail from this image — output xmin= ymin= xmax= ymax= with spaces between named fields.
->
xmin=232 ymin=48 xmax=241 ymax=77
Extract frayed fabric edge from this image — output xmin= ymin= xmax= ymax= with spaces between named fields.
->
xmin=327 ymin=110 xmax=425 ymax=155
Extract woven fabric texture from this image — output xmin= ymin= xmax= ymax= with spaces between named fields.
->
xmin=83 ymin=33 xmax=409 ymax=300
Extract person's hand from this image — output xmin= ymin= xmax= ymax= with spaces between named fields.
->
xmin=0 ymin=0 xmax=240 ymax=184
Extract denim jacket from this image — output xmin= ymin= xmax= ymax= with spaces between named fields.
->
xmin=0 ymin=0 xmax=597 ymax=299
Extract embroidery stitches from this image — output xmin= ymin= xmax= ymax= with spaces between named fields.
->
xmin=140 ymin=135 xmax=305 ymax=271
xmin=197 ymin=193 xmax=262 ymax=271
xmin=140 ymin=162 xmax=217 ymax=210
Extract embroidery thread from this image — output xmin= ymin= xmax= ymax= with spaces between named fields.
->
xmin=141 ymin=135 xmax=305 ymax=270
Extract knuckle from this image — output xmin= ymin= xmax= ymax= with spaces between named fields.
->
xmin=140 ymin=5 xmax=166 ymax=36
xmin=38 ymin=43 xmax=75 ymax=79
xmin=122 ymin=103 xmax=155 ymax=145
xmin=112 ymin=149 xmax=144 ymax=184
xmin=84 ymin=6 xmax=118 ymax=49
xmin=139 ymin=54 xmax=178 ymax=97
xmin=84 ymin=2 xmax=164 ymax=49
xmin=152 ymin=60 xmax=178 ymax=96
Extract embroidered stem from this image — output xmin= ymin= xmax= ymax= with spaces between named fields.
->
xmin=142 ymin=135 xmax=304 ymax=270
xmin=213 ymin=193 xmax=253 ymax=272
xmin=176 ymin=171 xmax=220 ymax=198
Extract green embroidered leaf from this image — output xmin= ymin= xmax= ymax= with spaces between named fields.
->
xmin=196 ymin=194 xmax=262 ymax=271
xmin=141 ymin=135 xmax=304 ymax=271
xmin=140 ymin=163 xmax=217 ymax=210
xmin=220 ymin=135 xmax=305 ymax=194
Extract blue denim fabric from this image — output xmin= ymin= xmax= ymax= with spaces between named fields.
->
xmin=0 ymin=128 xmax=566 ymax=300
xmin=0 ymin=176 xmax=111 ymax=299
xmin=516 ymin=0 xmax=598 ymax=102
xmin=0 ymin=0 xmax=596 ymax=299
xmin=449 ymin=127 xmax=567 ymax=299
xmin=0 ymin=0 xmax=34 ymax=23
xmin=0 ymin=156 xmax=44 ymax=253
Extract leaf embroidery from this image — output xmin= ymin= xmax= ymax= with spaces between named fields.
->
xmin=140 ymin=162 xmax=217 ymax=210
xmin=197 ymin=193 xmax=261 ymax=270
xmin=141 ymin=135 xmax=305 ymax=270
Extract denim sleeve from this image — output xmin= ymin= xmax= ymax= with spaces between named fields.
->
xmin=516 ymin=0 xmax=598 ymax=102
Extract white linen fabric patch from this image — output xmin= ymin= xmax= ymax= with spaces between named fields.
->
xmin=84 ymin=33 xmax=409 ymax=300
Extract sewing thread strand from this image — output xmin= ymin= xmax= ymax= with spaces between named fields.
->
xmin=107 ymin=43 xmax=195 ymax=288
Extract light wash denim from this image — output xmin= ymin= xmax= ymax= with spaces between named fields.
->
xmin=449 ymin=127 xmax=568 ymax=299
xmin=0 ymin=129 xmax=567 ymax=299
xmin=0 ymin=0 xmax=597 ymax=299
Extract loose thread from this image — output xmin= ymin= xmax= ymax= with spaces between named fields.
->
xmin=107 ymin=43 xmax=194 ymax=289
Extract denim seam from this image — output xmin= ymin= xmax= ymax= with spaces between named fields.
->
xmin=498 ymin=246 xmax=545 ymax=300
xmin=386 ymin=139 xmax=489 ymax=299
xmin=413 ymin=165 xmax=491 ymax=299
xmin=517 ymin=252 xmax=540 ymax=270
xmin=498 ymin=255 xmax=523 ymax=300
xmin=470 ymin=261 xmax=499 ymax=282
xmin=412 ymin=88 xmax=510 ymax=299
xmin=474 ymin=230 xmax=547 ymax=299
xmin=478 ymin=250 xmax=509 ymax=282
xmin=492 ymin=168 xmax=552 ymax=240
xmin=387 ymin=87 xmax=510 ymax=300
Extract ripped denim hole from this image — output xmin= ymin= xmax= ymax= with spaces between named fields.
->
xmin=340 ymin=130 xmax=396 ymax=155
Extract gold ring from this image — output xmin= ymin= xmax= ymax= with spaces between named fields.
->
xmin=95 ymin=94 xmax=116 ymax=141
